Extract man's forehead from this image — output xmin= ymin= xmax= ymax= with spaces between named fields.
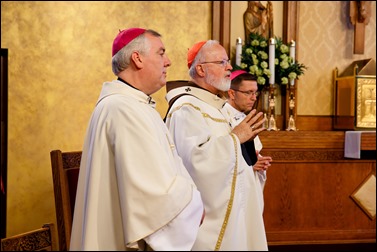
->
xmin=205 ymin=44 xmax=227 ymax=57
xmin=240 ymin=79 xmax=258 ymax=87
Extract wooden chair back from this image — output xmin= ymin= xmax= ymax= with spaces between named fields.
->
xmin=50 ymin=150 xmax=82 ymax=251
xmin=0 ymin=223 xmax=57 ymax=251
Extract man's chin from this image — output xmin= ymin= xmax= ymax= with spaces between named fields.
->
xmin=216 ymin=82 xmax=231 ymax=92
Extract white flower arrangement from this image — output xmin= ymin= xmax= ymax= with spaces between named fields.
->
xmin=235 ymin=32 xmax=307 ymax=86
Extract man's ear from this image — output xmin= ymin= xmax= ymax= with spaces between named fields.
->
xmin=195 ymin=64 xmax=206 ymax=77
xmin=228 ymin=89 xmax=236 ymax=99
xmin=131 ymin=51 xmax=143 ymax=68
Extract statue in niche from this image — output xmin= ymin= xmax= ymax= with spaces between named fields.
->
xmin=244 ymin=1 xmax=274 ymax=43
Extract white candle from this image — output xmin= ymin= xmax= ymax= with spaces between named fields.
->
xmin=269 ymin=38 xmax=275 ymax=85
xmin=236 ymin=37 xmax=242 ymax=66
xmin=290 ymin=40 xmax=295 ymax=86
xmin=290 ymin=40 xmax=296 ymax=63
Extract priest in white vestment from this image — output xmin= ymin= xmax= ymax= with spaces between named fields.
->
xmin=222 ymin=70 xmax=272 ymax=212
xmin=70 ymin=28 xmax=204 ymax=251
xmin=165 ymin=40 xmax=268 ymax=250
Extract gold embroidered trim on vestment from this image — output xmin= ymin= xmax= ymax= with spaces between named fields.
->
xmin=166 ymin=103 xmax=228 ymax=123
xmin=215 ymin=133 xmax=238 ymax=251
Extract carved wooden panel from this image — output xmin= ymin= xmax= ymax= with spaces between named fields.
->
xmin=264 ymin=162 xmax=376 ymax=245
xmin=0 ymin=223 xmax=57 ymax=251
xmin=51 ymin=150 xmax=81 ymax=251
xmin=260 ymin=131 xmax=376 ymax=246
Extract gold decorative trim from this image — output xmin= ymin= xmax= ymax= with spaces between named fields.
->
xmin=356 ymin=77 xmax=376 ymax=129
xmin=166 ymin=103 xmax=228 ymax=123
xmin=215 ymin=133 xmax=238 ymax=251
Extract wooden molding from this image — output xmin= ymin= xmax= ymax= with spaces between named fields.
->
xmin=283 ymin=2 xmax=300 ymax=129
xmin=296 ymin=115 xmax=333 ymax=131
xmin=212 ymin=1 xmax=231 ymax=56
xmin=283 ymin=2 xmax=300 ymax=47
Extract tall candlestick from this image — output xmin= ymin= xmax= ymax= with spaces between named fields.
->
xmin=290 ymin=40 xmax=295 ymax=86
xmin=269 ymin=38 xmax=275 ymax=85
xmin=236 ymin=37 xmax=242 ymax=66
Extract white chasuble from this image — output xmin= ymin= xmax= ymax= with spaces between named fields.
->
xmin=165 ymin=86 xmax=268 ymax=251
xmin=222 ymin=102 xmax=267 ymax=212
xmin=70 ymin=80 xmax=203 ymax=251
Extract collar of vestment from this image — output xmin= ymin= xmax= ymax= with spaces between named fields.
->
xmin=97 ymin=79 xmax=156 ymax=108
xmin=165 ymin=81 xmax=226 ymax=110
xmin=224 ymin=102 xmax=246 ymax=122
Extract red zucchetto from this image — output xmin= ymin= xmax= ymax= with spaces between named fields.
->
xmin=112 ymin=28 xmax=146 ymax=56
xmin=187 ymin=41 xmax=207 ymax=69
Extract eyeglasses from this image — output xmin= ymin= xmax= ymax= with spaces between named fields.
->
xmin=200 ymin=59 xmax=231 ymax=67
xmin=232 ymin=89 xmax=260 ymax=97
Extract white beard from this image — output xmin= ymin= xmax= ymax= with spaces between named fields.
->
xmin=205 ymin=73 xmax=231 ymax=92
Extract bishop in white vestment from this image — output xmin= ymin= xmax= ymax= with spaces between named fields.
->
xmin=70 ymin=28 xmax=204 ymax=251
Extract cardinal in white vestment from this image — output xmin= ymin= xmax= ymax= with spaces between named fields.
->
xmin=165 ymin=40 xmax=268 ymax=250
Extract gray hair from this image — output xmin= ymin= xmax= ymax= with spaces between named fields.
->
xmin=188 ymin=40 xmax=220 ymax=78
xmin=111 ymin=29 xmax=161 ymax=75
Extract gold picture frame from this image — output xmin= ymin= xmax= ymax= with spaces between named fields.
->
xmin=356 ymin=76 xmax=376 ymax=129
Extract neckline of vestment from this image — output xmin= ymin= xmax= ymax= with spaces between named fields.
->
xmin=165 ymin=83 xmax=226 ymax=110
xmin=97 ymin=80 xmax=156 ymax=108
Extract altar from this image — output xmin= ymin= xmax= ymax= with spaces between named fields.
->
xmin=259 ymin=130 xmax=376 ymax=249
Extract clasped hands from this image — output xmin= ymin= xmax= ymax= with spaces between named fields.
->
xmin=253 ymin=150 xmax=272 ymax=172
xmin=231 ymin=109 xmax=265 ymax=144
